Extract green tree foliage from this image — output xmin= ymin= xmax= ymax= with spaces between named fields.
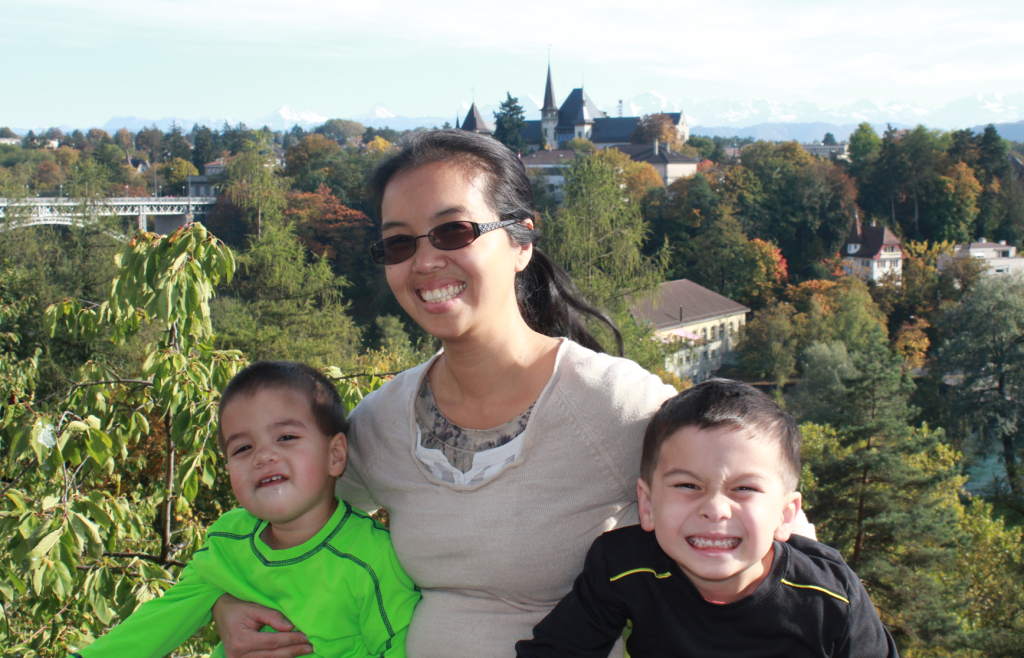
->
xmin=225 ymin=137 xmax=290 ymax=239
xmin=738 ymin=301 xmax=799 ymax=392
xmin=930 ymin=161 xmax=982 ymax=243
xmin=0 ymin=225 xmax=243 ymax=656
xmin=848 ymin=122 xmax=881 ymax=179
xmin=796 ymin=335 xmax=966 ymax=652
xmin=737 ymin=141 xmax=857 ymax=278
xmin=492 ymin=93 xmax=526 ymax=152
xmin=822 ymin=132 xmax=837 ymax=146
xmin=157 ymin=158 xmax=199 ymax=194
xmin=314 ymin=119 xmax=365 ymax=145
xmin=544 ymin=154 xmax=669 ymax=362
xmin=929 ymin=273 xmax=1024 ymax=499
xmin=212 ymin=218 xmax=362 ymax=368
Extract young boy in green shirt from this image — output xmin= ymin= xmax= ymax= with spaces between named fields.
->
xmin=73 ymin=361 xmax=420 ymax=658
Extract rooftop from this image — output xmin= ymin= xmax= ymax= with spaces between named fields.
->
xmin=630 ymin=279 xmax=750 ymax=331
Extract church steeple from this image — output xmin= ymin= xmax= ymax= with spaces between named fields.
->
xmin=455 ymin=113 xmax=460 ymax=130
xmin=542 ymin=64 xmax=558 ymax=112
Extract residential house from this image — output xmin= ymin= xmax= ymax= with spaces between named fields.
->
xmin=613 ymin=142 xmax=699 ymax=185
xmin=842 ymin=218 xmax=904 ymax=283
xmin=938 ymin=239 xmax=1024 ymax=276
xmin=630 ymin=279 xmax=750 ymax=383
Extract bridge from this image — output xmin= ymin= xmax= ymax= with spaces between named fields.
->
xmin=0 ymin=196 xmax=218 ymax=236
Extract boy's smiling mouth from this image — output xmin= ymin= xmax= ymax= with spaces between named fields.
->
xmin=687 ymin=536 xmax=741 ymax=550
xmin=257 ymin=474 xmax=287 ymax=488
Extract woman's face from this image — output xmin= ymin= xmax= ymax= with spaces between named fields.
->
xmin=380 ymin=161 xmax=533 ymax=343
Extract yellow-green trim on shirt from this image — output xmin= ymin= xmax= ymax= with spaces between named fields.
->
xmin=610 ymin=568 xmax=672 ymax=582
xmin=781 ymin=578 xmax=850 ymax=603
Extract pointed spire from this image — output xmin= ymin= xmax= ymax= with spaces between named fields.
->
xmin=455 ymin=113 xmax=460 ymax=130
xmin=543 ymin=64 xmax=558 ymax=112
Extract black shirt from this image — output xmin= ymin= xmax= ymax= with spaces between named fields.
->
xmin=516 ymin=525 xmax=898 ymax=658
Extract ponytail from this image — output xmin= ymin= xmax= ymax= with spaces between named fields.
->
xmin=515 ymin=246 xmax=624 ymax=356
xmin=369 ymin=130 xmax=623 ymax=356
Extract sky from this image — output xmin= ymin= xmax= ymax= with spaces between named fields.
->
xmin=3 ymin=0 xmax=1023 ymax=129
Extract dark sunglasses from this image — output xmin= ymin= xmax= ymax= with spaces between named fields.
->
xmin=370 ymin=219 xmax=521 ymax=265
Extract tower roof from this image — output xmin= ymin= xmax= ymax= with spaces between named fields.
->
xmin=460 ymin=103 xmax=493 ymax=134
xmin=542 ymin=64 xmax=558 ymax=112
xmin=557 ymin=88 xmax=606 ymax=128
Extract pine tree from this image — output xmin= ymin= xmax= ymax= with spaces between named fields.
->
xmin=798 ymin=334 xmax=966 ymax=651
xmin=492 ymin=93 xmax=526 ymax=152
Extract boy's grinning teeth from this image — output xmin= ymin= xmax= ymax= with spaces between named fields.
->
xmin=419 ymin=283 xmax=466 ymax=303
xmin=687 ymin=536 xmax=741 ymax=550
xmin=259 ymin=475 xmax=285 ymax=486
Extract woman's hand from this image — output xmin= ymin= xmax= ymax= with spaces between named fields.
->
xmin=212 ymin=593 xmax=314 ymax=658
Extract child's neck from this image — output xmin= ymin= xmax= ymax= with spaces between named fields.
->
xmin=693 ymin=544 xmax=776 ymax=604
xmin=260 ymin=495 xmax=339 ymax=551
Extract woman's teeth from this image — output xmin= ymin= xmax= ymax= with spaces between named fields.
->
xmin=687 ymin=536 xmax=741 ymax=549
xmin=420 ymin=283 xmax=466 ymax=303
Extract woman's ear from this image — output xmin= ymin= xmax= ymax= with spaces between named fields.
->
xmin=514 ymin=217 xmax=536 ymax=273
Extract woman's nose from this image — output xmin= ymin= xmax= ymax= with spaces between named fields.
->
xmin=409 ymin=238 xmax=447 ymax=272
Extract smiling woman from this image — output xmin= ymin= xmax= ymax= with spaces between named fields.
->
xmin=211 ymin=130 xmax=679 ymax=658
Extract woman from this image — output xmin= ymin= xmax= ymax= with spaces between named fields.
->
xmin=213 ymin=130 xmax=678 ymax=657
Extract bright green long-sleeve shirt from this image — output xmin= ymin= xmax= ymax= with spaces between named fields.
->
xmin=73 ymin=499 xmax=420 ymax=658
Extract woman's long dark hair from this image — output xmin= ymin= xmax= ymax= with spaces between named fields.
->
xmin=369 ymin=129 xmax=623 ymax=355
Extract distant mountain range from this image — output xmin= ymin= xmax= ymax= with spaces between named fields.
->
xmin=8 ymin=92 xmax=1024 ymax=143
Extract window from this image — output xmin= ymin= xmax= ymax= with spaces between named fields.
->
xmin=711 ymin=326 xmax=716 ymax=341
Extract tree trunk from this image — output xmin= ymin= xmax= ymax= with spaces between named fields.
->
xmin=160 ymin=415 xmax=175 ymax=563
xmin=891 ymin=194 xmax=897 ymax=227
xmin=852 ymin=464 xmax=869 ymax=568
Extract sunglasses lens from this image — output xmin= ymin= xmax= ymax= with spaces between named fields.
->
xmin=430 ymin=221 xmax=478 ymax=250
xmin=381 ymin=236 xmax=418 ymax=265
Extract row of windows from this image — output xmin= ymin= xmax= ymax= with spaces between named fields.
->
xmin=699 ymin=320 xmax=742 ymax=342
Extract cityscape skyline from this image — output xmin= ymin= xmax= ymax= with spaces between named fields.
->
xmin=4 ymin=0 xmax=1023 ymax=130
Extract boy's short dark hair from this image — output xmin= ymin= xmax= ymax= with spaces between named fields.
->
xmin=217 ymin=361 xmax=349 ymax=450
xmin=640 ymin=379 xmax=801 ymax=490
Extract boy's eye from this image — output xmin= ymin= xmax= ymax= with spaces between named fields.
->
xmin=278 ymin=434 xmax=298 ymax=442
xmin=231 ymin=445 xmax=251 ymax=457
xmin=673 ymin=482 xmax=700 ymax=490
xmin=734 ymin=486 xmax=760 ymax=493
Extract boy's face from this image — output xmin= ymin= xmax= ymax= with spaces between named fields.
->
xmin=221 ymin=387 xmax=347 ymax=526
xmin=637 ymin=424 xmax=801 ymax=602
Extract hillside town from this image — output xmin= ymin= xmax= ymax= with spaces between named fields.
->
xmin=3 ymin=58 xmax=1024 ymax=658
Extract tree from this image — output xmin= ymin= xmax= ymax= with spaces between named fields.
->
xmin=931 ymin=273 xmax=1024 ymax=497
xmin=364 ymin=136 xmax=393 ymax=155
xmin=631 ymin=114 xmax=682 ymax=150
xmin=563 ymin=137 xmax=597 ymax=154
xmin=314 ymin=119 xmax=365 ymax=145
xmin=0 ymin=126 xmax=17 ymax=138
xmin=158 ymin=157 xmax=200 ymax=193
xmin=743 ymin=238 xmax=788 ymax=307
xmin=822 ymin=132 xmax=837 ymax=146
xmin=848 ymin=123 xmax=881 ymax=177
xmin=285 ymin=134 xmax=342 ymax=192
xmin=592 ymin=147 xmax=663 ymax=204
xmin=739 ymin=301 xmax=799 ymax=393
xmin=929 ymin=162 xmax=982 ymax=244
xmin=0 ymin=225 xmax=242 ymax=656
xmin=544 ymin=155 xmax=669 ymax=356
xmin=796 ymin=336 xmax=965 ymax=651
xmin=492 ymin=93 xmax=526 ymax=152
xmin=212 ymin=218 xmax=362 ymax=368
xmin=225 ymin=137 xmax=290 ymax=239
xmin=190 ymin=126 xmax=219 ymax=175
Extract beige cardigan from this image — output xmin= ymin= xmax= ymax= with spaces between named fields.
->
xmin=337 ymin=340 xmax=677 ymax=657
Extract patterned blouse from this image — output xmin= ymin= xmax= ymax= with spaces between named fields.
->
xmin=415 ymin=378 xmax=534 ymax=474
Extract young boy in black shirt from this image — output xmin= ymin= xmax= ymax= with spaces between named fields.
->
xmin=516 ymin=379 xmax=898 ymax=657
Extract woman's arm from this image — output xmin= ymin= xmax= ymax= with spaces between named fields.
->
xmin=211 ymin=594 xmax=313 ymax=658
